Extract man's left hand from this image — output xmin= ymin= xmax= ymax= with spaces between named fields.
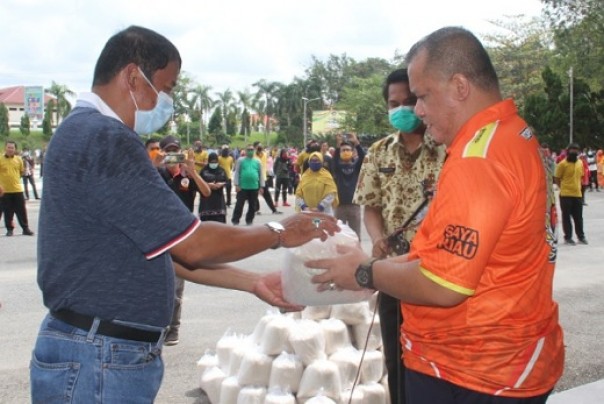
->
xmin=252 ymin=272 xmax=304 ymax=312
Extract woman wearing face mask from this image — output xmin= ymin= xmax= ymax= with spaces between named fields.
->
xmin=295 ymin=152 xmax=339 ymax=215
xmin=273 ymin=148 xmax=292 ymax=207
xmin=198 ymin=152 xmax=228 ymax=223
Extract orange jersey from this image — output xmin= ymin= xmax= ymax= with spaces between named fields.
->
xmin=404 ymin=99 xmax=564 ymax=397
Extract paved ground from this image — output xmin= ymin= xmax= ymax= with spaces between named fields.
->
xmin=0 ymin=175 xmax=603 ymax=403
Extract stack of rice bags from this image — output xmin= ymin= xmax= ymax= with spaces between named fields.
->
xmin=198 ymin=224 xmax=389 ymax=403
xmin=198 ymin=300 xmax=389 ymax=404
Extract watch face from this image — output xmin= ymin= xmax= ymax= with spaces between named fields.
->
xmin=356 ymin=267 xmax=370 ymax=286
xmin=267 ymin=221 xmax=284 ymax=232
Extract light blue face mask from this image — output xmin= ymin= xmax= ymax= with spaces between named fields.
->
xmin=388 ymin=105 xmax=421 ymax=133
xmin=129 ymin=68 xmax=174 ymax=136
xmin=209 ymin=163 xmax=218 ymax=169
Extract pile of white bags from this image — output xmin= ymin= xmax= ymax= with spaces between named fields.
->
xmin=198 ymin=299 xmax=390 ymax=404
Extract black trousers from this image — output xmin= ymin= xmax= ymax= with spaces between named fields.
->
xmin=589 ymin=170 xmax=599 ymax=190
xmin=232 ymin=189 xmax=259 ymax=224
xmin=256 ymin=184 xmax=276 ymax=212
xmin=22 ymin=175 xmax=39 ymax=199
xmin=379 ymin=292 xmax=406 ymax=404
xmin=274 ymin=178 xmax=290 ymax=203
xmin=559 ymin=196 xmax=584 ymax=240
xmin=1 ymin=192 xmax=30 ymax=230
xmin=406 ymin=369 xmax=551 ymax=404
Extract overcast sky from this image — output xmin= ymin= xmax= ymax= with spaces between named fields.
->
xmin=1 ymin=0 xmax=543 ymax=97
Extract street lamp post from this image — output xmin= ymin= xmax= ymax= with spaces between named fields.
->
xmin=302 ymin=97 xmax=321 ymax=146
xmin=568 ymin=67 xmax=574 ymax=145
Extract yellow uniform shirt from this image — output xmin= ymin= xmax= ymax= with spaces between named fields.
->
xmin=194 ymin=150 xmax=208 ymax=171
xmin=218 ymin=155 xmax=234 ymax=180
xmin=0 ymin=155 xmax=24 ymax=193
xmin=555 ymin=159 xmax=583 ymax=197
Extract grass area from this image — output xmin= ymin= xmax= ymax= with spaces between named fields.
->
xmin=2 ymin=129 xmax=281 ymax=152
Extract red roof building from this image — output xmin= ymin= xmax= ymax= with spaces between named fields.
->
xmin=0 ymin=86 xmax=57 ymax=128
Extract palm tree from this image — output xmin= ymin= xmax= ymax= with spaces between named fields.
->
xmin=190 ymin=84 xmax=213 ymax=139
xmin=237 ymin=89 xmax=254 ymax=142
xmin=215 ymin=89 xmax=234 ymax=135
xmin=46 ymin=82 xmax=75 ymax=127
xmin=253 ymin=80 xmax=281 ymax=144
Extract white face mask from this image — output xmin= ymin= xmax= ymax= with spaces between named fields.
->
xmin=129 ymin=67 xmax=174 ymax=135
xmin=209 ymin=163 xmax=219 ymax=169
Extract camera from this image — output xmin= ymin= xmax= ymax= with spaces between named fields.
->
xmin=164 ymin=152 xmax=185 ymax=164
xmin=387 ymin=232 xmax=410 ymax=256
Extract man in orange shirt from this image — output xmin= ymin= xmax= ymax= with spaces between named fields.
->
xmin=309 ymin=27 xmax=563 ymax=403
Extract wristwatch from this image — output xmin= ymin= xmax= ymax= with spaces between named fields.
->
xmin=265 ymin=221 xmax=285 ymax=249
xmin=355 ymin=258 xmax=378 ymax=289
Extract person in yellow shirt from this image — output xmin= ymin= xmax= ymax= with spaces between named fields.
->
xmin=192 ymin=140 xmax=208 ymax=171
xmin=555 ymin=143 xmax=588 ymax=245
xmin=0 ymin=141 xmax=34 ymax=236
xmin=218 ymin=145 xmax=235 ymax=207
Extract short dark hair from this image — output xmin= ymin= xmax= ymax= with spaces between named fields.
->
xmin=339 ymin=141 xmax=353 ymax=149
xmin=405 ymin=26 xmax=499 ymax=92
xmin=567 ymin=142 xmax=580 ymax=151
xmin=144 ymin=138 xmax=160 ymax=148
xmin=5 ymin=140 xmax=17 ymax=148
xmin=92 ymin=26 xmax=181 ymax=86
xmin=382 ymin=68 xmax=409 ymax=102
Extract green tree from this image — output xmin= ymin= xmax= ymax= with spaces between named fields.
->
xmin=0 ymin=103 xmax=9 ymax=137
xmin=42 ymin=100 xmax=54 ymax=139
xmin=215 ymin=89 xmax=234 ymax=136
xmin=542 ymin=0 xmax=604 ymax=91
xmin=253 ymin=80 xmax=281 ymax=144
xmin=208 ymin=106 xmax=223 ymax=136
xmin=338 ymin=74 xmax=390 ymax=136
xmin=20 ymin=114 xmax=31 ymax=136
xmin=484 ymin=16 xmax=555 ymax=109
xmin=46 ymin=81 xmax=74 ymax=127
xmin=237 ymin=89 xmax=253 ymax=142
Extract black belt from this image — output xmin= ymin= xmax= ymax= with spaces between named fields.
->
xmin=51 ymin=310 xmax=162 ymax=343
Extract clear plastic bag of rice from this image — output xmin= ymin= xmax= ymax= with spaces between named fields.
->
xmin=357 ymin=382 xmax=387 ymax=404
xmin=216 ymin=330 xmax=246 ymax=373
xmin=251 ymin=309 xmax=282 ymax=344
xmin=359 ymin=350 xmax=385 ymax=384
xmin=330 ymin=302 xmax=370 ymax=326
xmin=236 ymin=385 xmax=267 ymax=404
xmin=301 ymin=389 xmax=338 ymax=403
xmin=339 ymin=387 xmax=365 ymax=404
xmin=289 ymin=319 xmax=327 ymax=366
xmin=329 ymin=347 xmax=362 ymax=390
xmin=199 ymin=366 xmax=226 ymax=404
xmin=260 ymin=315 xmax=295 ymax=356
xmin=319 ymin=318 xmax=351 ymax=355
xmin=264 ymin=386 xmax=297 ymax=404
xmin=282 ymin=223 xmax=374 ymax=306
xmin=219 ymin=376 xmax=241 ymax=404
xmin=236 ymin=348 xmax=273 ymax=387
xmin=269 ymin=352 xmax=304 ymax=393
xmin=196 ymin=349 xmax=219 ymax=376
xmin=351 ymin=314 xmax=382 ymax=351
xmin=297 ymin=360 xmax=342 ymax=402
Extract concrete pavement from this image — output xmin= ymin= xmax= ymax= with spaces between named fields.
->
xmin=0 ymin=177 xmax=603 ymax=403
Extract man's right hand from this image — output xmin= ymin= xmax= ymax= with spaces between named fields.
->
xmin=371 ymin=237 xmax=390 ymax=259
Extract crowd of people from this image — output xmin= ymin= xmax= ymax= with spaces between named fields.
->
xmin=1 ymin=23 xmax=599 ymax=404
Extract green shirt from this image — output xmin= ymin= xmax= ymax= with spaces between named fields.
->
xmin=234 ymin=157 xmax=263 ymax=190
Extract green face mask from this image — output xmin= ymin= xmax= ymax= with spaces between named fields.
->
xmin=388 ymin=106 xmax=421 ymax=133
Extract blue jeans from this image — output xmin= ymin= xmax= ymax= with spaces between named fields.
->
xmin=30 ymin=313 xmax=167 ymax=403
